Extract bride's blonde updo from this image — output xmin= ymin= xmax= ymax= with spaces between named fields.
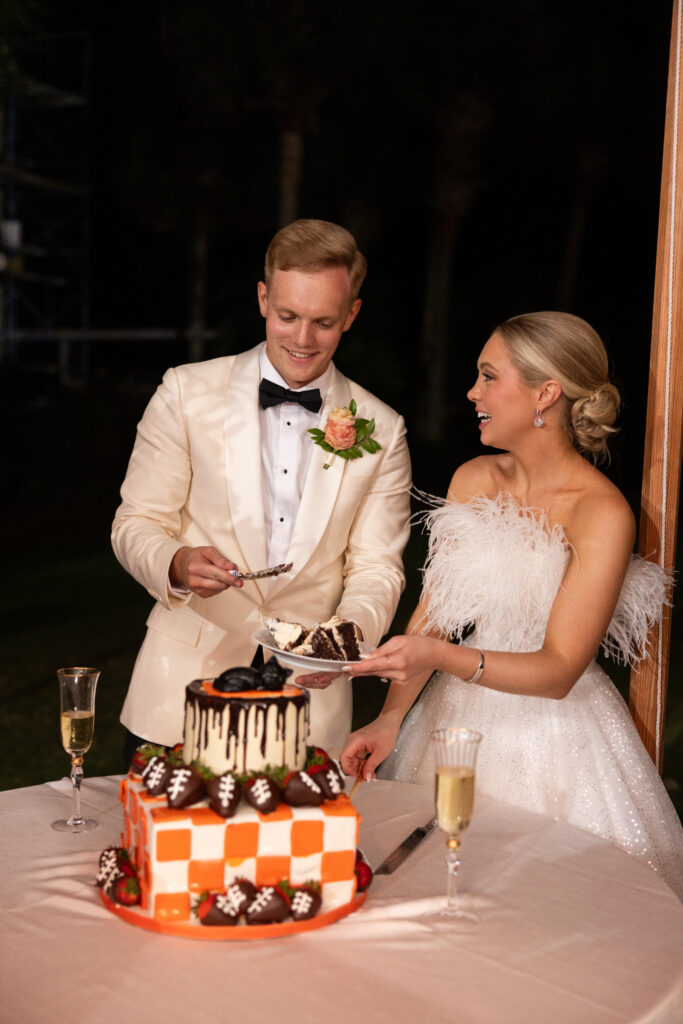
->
xmin=496 ymin=311 xmax=621 ymax=460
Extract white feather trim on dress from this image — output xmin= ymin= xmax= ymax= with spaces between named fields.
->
xmin=413 ymin=492 xmax=671 ymax=664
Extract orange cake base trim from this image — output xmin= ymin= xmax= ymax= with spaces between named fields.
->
xmin=100 ymin=889 xmax=366 ymax=940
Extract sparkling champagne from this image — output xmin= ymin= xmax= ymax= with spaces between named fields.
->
xmin=60 ymin=710 xmax=95 ymax=756
xmin=435 ymin=765 xmax=475 ymax=835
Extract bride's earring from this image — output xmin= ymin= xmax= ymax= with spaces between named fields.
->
xmin=534 ymin=409 xmax=544 ymax=428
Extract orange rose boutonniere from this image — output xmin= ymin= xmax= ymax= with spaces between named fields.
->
xmin=308 ymin=399 xmax=382 ymax=470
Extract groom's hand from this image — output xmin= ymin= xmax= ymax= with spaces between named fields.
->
xmin=169 ymin=545 xmax=243 ymax=598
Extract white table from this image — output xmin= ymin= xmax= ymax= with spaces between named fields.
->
xmin=1 ymin=775 xmax=682 ymax=1024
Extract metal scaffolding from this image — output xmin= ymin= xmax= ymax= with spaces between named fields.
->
xmin=0 ymin=32 xmax=90 ymax=381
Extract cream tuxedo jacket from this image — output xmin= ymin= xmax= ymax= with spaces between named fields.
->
xmin=112 ymin=343 xmax=412 ymax=755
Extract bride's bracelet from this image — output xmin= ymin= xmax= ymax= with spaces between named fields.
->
xmin=463 ymin=650 xmax=485 ymax=684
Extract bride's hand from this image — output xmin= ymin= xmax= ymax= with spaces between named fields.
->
xmin=343 ymin=634 xmax=445 ymax=682
xmin=341 ymin=710 xmax=403 ymax=780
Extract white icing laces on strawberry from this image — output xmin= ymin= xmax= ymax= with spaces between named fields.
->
xmin=243 ymin=774 xmax=282 ymax=814
xmin=245 ymin=885 xmax=290 ymax=924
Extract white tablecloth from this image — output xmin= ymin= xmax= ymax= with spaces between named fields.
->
xmin=1 ymin=775 xmax=682 ymax=1024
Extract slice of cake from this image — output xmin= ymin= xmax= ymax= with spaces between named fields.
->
xmin=266 ymin=615 xmax=362 ymax=662
xmin=265 ymin=618 xmax=307 ymax=652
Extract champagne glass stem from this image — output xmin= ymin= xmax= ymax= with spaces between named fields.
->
xmin=444 ymin=837 xmax=461 ymax=915
xmin=69 ymin=757 xmax=85 ymax=827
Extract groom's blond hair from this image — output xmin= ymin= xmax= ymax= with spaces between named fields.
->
xmin=265 ymin=219 xmax=367 ymax=301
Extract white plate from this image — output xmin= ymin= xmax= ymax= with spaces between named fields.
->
xmin=252 ymin=628 xmax=371 ymax=673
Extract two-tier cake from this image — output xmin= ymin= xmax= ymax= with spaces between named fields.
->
xmin=97 ymin=661 xmax=369 ymax=937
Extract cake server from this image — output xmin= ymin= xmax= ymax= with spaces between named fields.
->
xmin=349 ymin=754 xmax=370 ymax=798
xmin=374 ymin=817 xmax=438 ymax=875
xmin=232 ymin=562 xmax=293 ymax=580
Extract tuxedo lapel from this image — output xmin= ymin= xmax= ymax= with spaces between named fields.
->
xmin=223 ymin=346 xmax=268 ymax=591
xmin=268 ymin=365 xmax=351 ymax=598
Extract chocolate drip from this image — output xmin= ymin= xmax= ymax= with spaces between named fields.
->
xmin=184 ymin=681 xmax=308 ymax=773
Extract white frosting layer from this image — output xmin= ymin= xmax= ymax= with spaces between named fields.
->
xmin=182 ymin=683 xmax=309 ymax=775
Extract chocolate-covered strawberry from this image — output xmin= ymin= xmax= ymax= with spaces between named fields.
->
xmin=141 ymin=755 xmax=173 ymax=796
xmin=196 ymin=891 xmax=239 ymax=926
xmin=283 ymin=769 xmax=324 ymax=807
xmin=243 ymin=774 xmax=282 ymax=814
xmin=226 ymin=877 xmax=257 ymax=914
xmin=289 ymin=884 xmax=322 ymax=921
xmin=245 ymin=885 xmax=290 ymax=924
xmin=309 ymin=761 xmax=345 ymax=800
xmin=96 ymin=846 xmax=121 ymax=889
xmin=165 ymin=765 xmax=207 ymax=808
xmin=206 ymin=773 xmax=242 ymax=817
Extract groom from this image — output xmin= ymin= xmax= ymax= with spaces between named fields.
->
xmin=113 ymin=219 xmax=412 ymax=762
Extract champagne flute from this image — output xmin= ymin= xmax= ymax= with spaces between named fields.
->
xmin=51 ymin=667 xmax=100 ymax=833
xmin=432 ymin=727 xmax=482 ymax=926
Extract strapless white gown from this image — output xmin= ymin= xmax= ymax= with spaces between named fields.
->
xmin=380 ymin=494 xmax=683 ymax=899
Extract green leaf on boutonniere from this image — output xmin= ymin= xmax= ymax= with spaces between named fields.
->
xmin=353 ymin=417 xmax=375 ymax=444
xmin=360 ymin=437 xmax=382 ymax=454
xmin=307 ymin=430 xmax=336 ymax=454
xmin=349 ymin=399 xmax=357 ymax=416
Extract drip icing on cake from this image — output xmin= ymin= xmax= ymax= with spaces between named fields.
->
xmin=183 ymin=680 xmax=309 ymax=775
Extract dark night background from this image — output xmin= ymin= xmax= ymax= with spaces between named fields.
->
xmin=1 ymin=1 xmax=680 ymax=803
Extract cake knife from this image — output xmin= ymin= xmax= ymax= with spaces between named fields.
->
xmin=374 ymin=817 xmax=438 ymax=875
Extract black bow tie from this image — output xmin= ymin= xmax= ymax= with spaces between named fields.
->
xmin=258 ymin=379 xmax=323 ymax=414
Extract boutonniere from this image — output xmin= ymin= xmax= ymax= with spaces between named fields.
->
xmin=308 ymin=399 xmax=382 ymax=470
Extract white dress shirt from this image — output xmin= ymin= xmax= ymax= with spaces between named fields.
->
xmin=258 ymin=345 xmax=331 ymax=566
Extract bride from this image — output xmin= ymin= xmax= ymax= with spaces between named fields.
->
xmin=341 ymin=311 xmax=683 ymax=898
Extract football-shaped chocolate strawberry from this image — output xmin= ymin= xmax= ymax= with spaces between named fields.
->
xmin=245 ymin=885 xmax=290 ymax=924
xmin=309 ymin=762 xmax=345 ymax=800
xmin=243 ymin=774 xmax=282 ymax=814
xmin=283 ymin=769 xmax=325 ymax=807
xmin=165 ymin=766 xmax=207 ymax=809
xmin=197 ymin=892 xmax=239 ymax=926
xmin=141 ymin=755 xmax=173 ymax=796
xmin=354 ymin=848 xmax=373 ymax=892
xmin=289 ymin=885 xmax=322 ymax=921
xmin=206 ymin=773 xmax=242 ymax=817
xmin=96 ymin=847 xmax=120 ymax=888
xmin=112 ymin=874 xmax=141 ymax=906
xmin=226 ymin=878 xmax=257 ymax=914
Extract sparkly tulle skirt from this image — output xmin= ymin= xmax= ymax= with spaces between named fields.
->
xmin=380 ymin=655 xmax=683 ymax=898
xmin=379 ymin=494 xmax=683 ymax=900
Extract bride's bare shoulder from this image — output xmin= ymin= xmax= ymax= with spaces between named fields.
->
xmin=567 ymin=466 xmax=635 ymax=550
xmin=446 ymin=455 xmax=511 ymax=504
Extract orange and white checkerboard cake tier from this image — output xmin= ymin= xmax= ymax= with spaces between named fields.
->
xmin=120 ymin=776 xmax=360 ymax=924
xmin=182 ymin=680 xmax=310 ymax=775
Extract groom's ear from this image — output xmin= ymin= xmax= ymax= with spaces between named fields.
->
xmin=342 ymin=298 xmax=362 ymax=332
xmin=257 ymin=281 xmax=268 ymax=317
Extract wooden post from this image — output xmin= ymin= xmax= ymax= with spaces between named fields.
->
xmin=629 ymin=0 xmax=683 ymax=771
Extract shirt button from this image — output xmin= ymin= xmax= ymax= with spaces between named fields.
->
xmin=279 ymin=517 xmax=284 ymax=522
xmin=286 ymin=421 xmax=291 ymax=426
xmin=283 ymin=469 xmax=288 ymax=474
